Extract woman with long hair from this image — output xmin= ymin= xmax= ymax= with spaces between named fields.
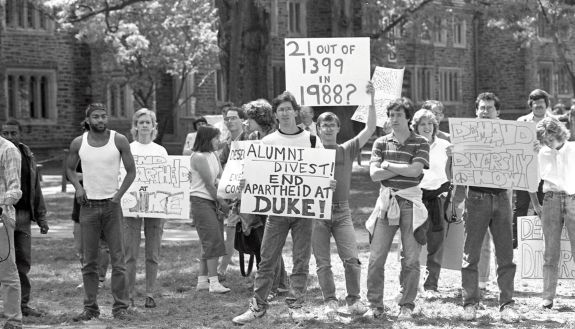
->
xmin=190 ymin=125 xmax=230 ymax=293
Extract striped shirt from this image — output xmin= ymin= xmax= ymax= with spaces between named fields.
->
xmin=0 ymin=137 xmax=22 ymax=224
xmin=370 ymin=131 xmax=430 ymax=190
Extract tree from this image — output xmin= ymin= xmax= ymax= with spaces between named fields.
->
xmin=43 ymin=0 xmax=219 ymax=141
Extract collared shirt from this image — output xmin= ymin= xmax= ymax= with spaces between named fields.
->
xmin=517 ymin=111 xmax=554 ymax=123
xmin=370 ymin=131 xmax=430 ymax=190
xmin=538 ymin=141 xmax=575 ymax=195
xmin=0 ymin=137 xmax=22 ymax=223
xmin=419 ymin=137 xmax=450 ymax=191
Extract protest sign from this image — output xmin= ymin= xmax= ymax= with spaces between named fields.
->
xmin=449 ymin=118 xmax=538 ymax=191
xmin=352 ymin=66 xmax=404 ymax=127
xmin=240 ymin=143 xmax=336 ymax=219
xmin=120 ymin=155 xmax=191 ymax=219
xmin=284 ymin=37 xmax=370 ymax=106
xmin=518 ymin=216 xmax=575 ymax=280
xmin=217 ymin=141 xmax=253 ymax=199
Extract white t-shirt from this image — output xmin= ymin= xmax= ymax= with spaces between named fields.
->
xmin=130 ymin=141 xmax=169 ymax=157
xmin=262 ymin=127 xmax=323 ymax=148
xmin=419 ymin=137 xmax=450 ymax=191
xmin=539 ymin=141 xmax=575 ymax=195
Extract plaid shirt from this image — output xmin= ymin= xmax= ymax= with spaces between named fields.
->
xmin=0 ymin=137 xmax=22 ymax=224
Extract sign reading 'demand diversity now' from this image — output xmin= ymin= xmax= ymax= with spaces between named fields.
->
xmin=120 ymin=155 xmax=191 ymax=219
xmin=284 ymin=37 xmax=370 ymax=107
xmin=352 ymin=66 xmax=404 ymax=127
xmin=518 ymin=216 xmax=575 ymax=280
xmin=217 ymin=141 xmax=252 ymax=199
xmin=240 ymin=143 xmax=336 ymax=219
xmin=449 ymin=118 xmax=538 ymax=192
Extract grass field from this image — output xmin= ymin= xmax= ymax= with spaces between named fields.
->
xmin=9 ymin=165 xmax=575 ymax=328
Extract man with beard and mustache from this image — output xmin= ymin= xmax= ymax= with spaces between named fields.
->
xmin=65 ymin=103 xmax=136 ymax=321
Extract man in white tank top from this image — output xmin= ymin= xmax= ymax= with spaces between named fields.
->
xmin=65 ymin=103 xmax=136 ymax=321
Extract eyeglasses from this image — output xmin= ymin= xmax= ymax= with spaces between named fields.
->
xmin=319 ymin=124 xmax=338 ymax=130
xmin=276 ymin=107 xmax=295 ymax=113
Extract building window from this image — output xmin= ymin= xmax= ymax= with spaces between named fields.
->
xmin=556 ymin=63 xmax=572 ymax=97
xmin=419 ymin=20 xmax=432 ymax=44
xmin=175 ymin=73 xmax=196 ymax=117
xmin=270 ymin=0 xmax=278 ymax=36
xmin=537 ymin=13 xmax=553 ymax=40
xmin=453 ymin=17 xmax=467 ymax=48
xmin=4 ymin=0 xmax=54 ymax=32
xmin=287 ymin=0 xmax=307 ymax=37
xmin=402 ymin=69 xmax=413 ymax=100
xmin=272 ymin=63 xmax=286 ymax=98
xmin=5 ymin=69 xmax=57 ymax=122
xmin=384 ymin=15 xmax=401 ymax=62
xmin=106 ymin=81 xmax=134 ymax=119
xmin=433 ymin=18 xmax=447 ymax=46
xmin=215 ymin=69 xmax=227 ymax=103
xmin=415 ymin=67 xmax=434 ymax=101
xmin=537 ymin=62 xmax=553 ymax=94
xmin=438 ymin=68 xmax=462 ymax=103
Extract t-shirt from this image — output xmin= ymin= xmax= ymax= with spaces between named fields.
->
xmin=326 ymin=136 xmax=360 ymax=202
xmin=419 ymin=138 xmax=450 ymax=191
xmin=130 ymin=141 xmax=168 ymax=157
xmin=539 ymin=141 xmax=575 ymax=195
xmin=262 ymin=127 xmax=323 ymax=148
xmin=370 ymin=131 xmax=430 ymax=190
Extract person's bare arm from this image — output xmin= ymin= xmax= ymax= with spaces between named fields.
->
xmin=113 ymin=134 xmax=136 ymax=203
xmin=357 ymin=82 xmax=377 ymax=148
xmin=65 ymin=137 xmax=86 ymax=204
xmin=370 ymin=163 xmax=398 ymax=182
xmin=382 ymin=161 xmax=425 ymax=178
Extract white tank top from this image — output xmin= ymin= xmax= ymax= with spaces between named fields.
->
xmin=79 ymin=130 xmax=121 ymax=200
xmin=189 ymin=152 xmax=220 ymax=201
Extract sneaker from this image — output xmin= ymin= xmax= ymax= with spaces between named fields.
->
xmin=324 ymin=300 xmax=339 ymax=319
xmin=267 ymin=290 xmax=278 ymax=302
xmin=76 ymin=282 xmax=84 ymax=290
xmin=98 ymin=281 xmax=106 ymax=290
xmin=113 ymin=309 xmax=133 ymax=321
xmin=209 ymin=281 xmax=231 ymax=294
xmin=423 ymin=289 xmax=440 ymax=299
xmin=2 ymin=322 xmax=22 ymax=329
xmin=196 ymin=281 xmax=209 ymax=291
xmin=347 ymin=300 xmax=368 ymax=315
xmin=144 ymin=296 xmax=157 ymax=308
xmin=276 ymin=287 xmax=289 ymax=294
xmin=232 ymin=301 xmax=266 ymax=325
xmin=363 ymin=307 xmax=384 ymax=319
xmin=462 ymin=305 xmax=476 ymax=321
xmin=394 ymin=292 xmax=403 ymax=303
xmin=21 ymin=306 xmax=43 ymax=317
xmin=541 ymin=299 xmax=553 ymax=309
xmin=72 ymin=310 xmax=99 ymax=322
xmin=397 ymin=306 xmax=413 ymax=320
xmin=478 ymin=282 xmax=487 ymax=290
xmin=500 ymin=305 xmax=520 ymax=323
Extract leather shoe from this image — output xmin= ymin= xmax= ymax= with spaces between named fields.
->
xmin=22 ymin=306 xmax=43 ymax=317
xmin=145 ymin=296 xmax=157 ymax=308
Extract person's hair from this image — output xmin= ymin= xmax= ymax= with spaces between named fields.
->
xmin=475 ymin=92 xmax=501 ymax=112
xmin=528 ymin=89 xmax=550 ymax=109
xmin=536 ymin=116 xmax=570 ymax=144
xmin=85 ymin=103 xmax=107 ymax=117
xmin=130 ymin=108 xmax=158 ymax=141
xmin=552 ymin=102 xmax=566 ymax=114
xmin=411 ymin=109 xmax=438 ymax=137
xmin=82 ymin=119 xmax=90 ymax=131
xmin=219 ymin=101 xmax=235 ymax=113
xmin=272 ymin=91 xmax=300 ymax=113
xmin=421 ymin=100 xmax=444 ymax=114
xmin=386 ymin=97 xmax=415 ymax=122
xmin=192 ymin=125 xmax=220 ymax=152
xmin=245 ymin=99 xmax=276 ymax=134
xmin=316 ymin=112 xmax=340 ymax=128
xmin=223 ymin=106 xmax=246 ymax=120
xmin=3 ymin=118 xmax=22 ymax=131
xmin=193 ymin=117 xmax=208 ymax=130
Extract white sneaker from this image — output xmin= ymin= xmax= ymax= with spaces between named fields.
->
xmin=324 ymin=300 xmax=339 ymax=319
xmin=394 ymin=292 xmax=403 ymax=303
xmin=347 ymin=300 xmax=368 ymax=315
xmin=462 ymin=305 xmax=476 ymax=321
xmin=541 ymin=299 xmax=553 ymax=309
xmin=76 ymin=282 xmax=84 ymax=289
xmin=397 ymin=306 xmax=413 ymax=320
xmin=209 ymin=281 xmax=231 ymax=294
xmin=196 ymin=281 xmax=209 ymax=291
xmin=232 ymin=301 xmax=266 ymax=325
xmin=423 ymin=290 xmax=440 ymax=299
xmin=500 ymin=305 xmax=520 ymax=323
xmin=363 ymin=307 xmax=384 ymax=319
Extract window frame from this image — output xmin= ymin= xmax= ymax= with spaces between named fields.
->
xmin=4 ymin=68 xmax=58 ymax=124
xmin=105 ymin=80 xmax=135 ymax=120
xmin=438 ymin=68 xmax=463 ymax=104
xmin=452 ymin=16 xmax=467 ymax=48
xmin=4 ymin=0 xmax=55 ymax=34
xmin=286 ymin=0 xmax=307 ymax=37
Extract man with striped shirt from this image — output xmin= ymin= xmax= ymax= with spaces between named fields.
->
xmin=364 ymin=98 xmax=430 ymax=320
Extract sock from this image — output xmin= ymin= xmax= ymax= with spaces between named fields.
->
xmin=209 ymin=276 xmax=219 ymax=284
xmin=198 ymin=276 xmax=208 ymax=284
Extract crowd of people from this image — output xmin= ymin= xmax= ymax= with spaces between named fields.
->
xmin=0 ymin=85 xmax=573 ymax=328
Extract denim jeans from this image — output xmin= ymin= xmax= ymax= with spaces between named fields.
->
xmin=271 ymin=254 xmax=289 ymax=292
xmin=73 ymin=222 xmax=109 ymax=281
xmin=423 ymin=209 xmax=445 ymax=291
xmin=253 ymin=216 xmax=313 ymax=309
xmin=124 ymin=217 xmax=164 ymax=299
xmin=80 ymin=199 xmax=129 ymax=314
xmin=0 ymin=216 xmax=22 ymax=326
xmin=541 ymin=191 xmax=575 ymax=300
xmin=462 ymin=189 xmax=515 ymax=308
xmin=312 ymin=201 xmax=361 ymax=305
xmin=367 ymin=197 xmax=421 ymax=310
xmin=14 ymin=208 xmax=32 ymax=309
xmin=479 ymin=232 xmax=492 ymax=284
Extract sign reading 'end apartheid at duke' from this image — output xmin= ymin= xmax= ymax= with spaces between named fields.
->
xmin=284 ymin=37 xmax=370 ymax=107
xmin=240 ymin=144 xmax=336 ymax=219
xmin=449 ymin=118 xmax=538 ymax=192
xmin=120 ymin=155 xmax=191 ymax=219
xmin=518 ymin=216 xmax=575 ymax=279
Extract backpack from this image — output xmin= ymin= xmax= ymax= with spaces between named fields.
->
xmin=310 ymin=134 xmax=317 ymax=148
xmin=234 ymin=217 xmax=265 ymax=277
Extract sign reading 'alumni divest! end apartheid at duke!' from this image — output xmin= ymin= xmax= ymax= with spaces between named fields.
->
xmin=120 ymin=155 xmax=191 ymax=219
xmin=240 ymin=143 xmax=336 ymax=219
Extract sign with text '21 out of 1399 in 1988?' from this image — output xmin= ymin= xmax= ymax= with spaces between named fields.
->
xmin=120 ymin=155 xmax=191 ymax=219
xmin=284 ymin=37 xmax=370 ymax=107
xmin=240 ymin=143 xmax=336 ymax=219
xmin=448 ymin=118 xmax=539 ymax=192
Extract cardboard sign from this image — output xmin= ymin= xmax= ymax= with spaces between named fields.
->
xmin=449 ymin=118 xmax=538 ymax=191
xmin=240 ymin=143 xmax=336 ymax=219
xmin=120 ymin=155 xmax=191 ymax=219
xmin=352 ymin=66 xmax=404 ymax=127
xmin=518 ymin=216 xmax=575 ymax=280
xmin=284 ymin=37 xmax=370 ymax=106
xmin=217 ymin=141 xmax=252 ymax=199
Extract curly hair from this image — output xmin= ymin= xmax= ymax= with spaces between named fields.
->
xmin=536 ymin=116 xmax=570 ymax=145
xmin=245 ymin=99 xmax=276 ymax=135
xmin=386 ymin=97 xmax=415 ymax=122
xmin=411 ymin=109 xmax=438 ymax=137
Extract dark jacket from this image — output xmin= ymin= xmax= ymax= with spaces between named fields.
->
xmin=15 ymin=143 xmax=47 ymax=232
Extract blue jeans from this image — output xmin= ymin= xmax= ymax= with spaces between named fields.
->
xmin=461 ymin=189 xmax=515 ymax=308
xmin=253 ymin=216 xmax=313 ymax=309
xmin=14 ymin=208 xmax=32 ymax=309
xmin=80 ymin=199 xmax=129 ymax=314
xmin=0 ymin=216 xmax=22 ymax=326
xmin=367 ymin=197 xmax=421 ymax=310
xmin=124 ymin=217 xmax=164 ymax=299
xmin=541 ymin=191 xmax=575 ymax=300
xmin=312 ymin=201 xmax=361 ymax=305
